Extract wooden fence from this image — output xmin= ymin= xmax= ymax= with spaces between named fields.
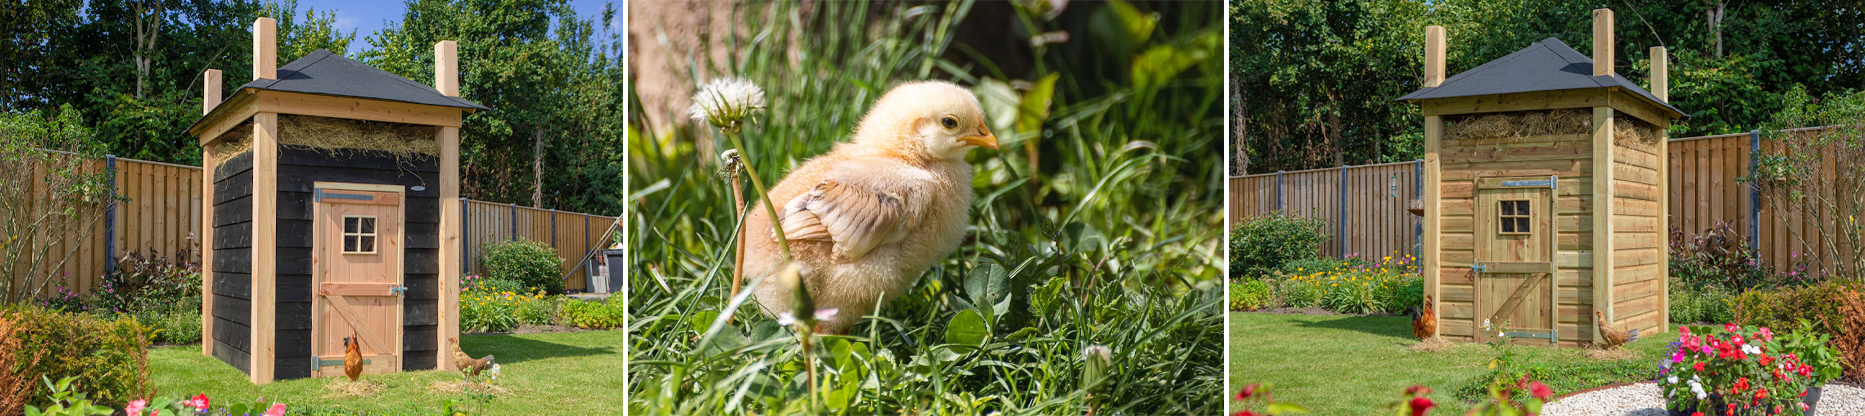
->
xmin=11 ymin=155 xmax=618 ymax=295
xmin=1229 ymin=127 xmax=1852 ymax=272
xmin=1227 ymin=160 xmax=1424 ymax=258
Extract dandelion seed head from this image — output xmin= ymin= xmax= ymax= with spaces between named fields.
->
xmin=689 ymin=78 xmax=766 ymax=134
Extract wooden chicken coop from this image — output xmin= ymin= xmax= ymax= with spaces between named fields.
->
xmin=1402 ymin=9 xmax=1684 ymax=346
xmin=190 ymin=18 xmax=484 ymax=383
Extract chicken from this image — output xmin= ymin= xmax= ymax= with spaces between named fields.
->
xmin=343 ymin=334 xmax=363 ymax=382
xmin=746 ymin=81 xmax=997 ymax=334
xmin=1595 ymin=311 xmax=1639 ymax=348
xmin=449 ymin=337 xmax=495 ymax=376
xmin=1412 ymin=295 xmax=1437 ymax=340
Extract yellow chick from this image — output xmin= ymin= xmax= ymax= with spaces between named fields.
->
xmin=745 ymin=81 xmax=997 ymax=334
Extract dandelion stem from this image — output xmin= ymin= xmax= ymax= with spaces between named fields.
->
xmin=729 ymin=170 xmax=747 ymax=324
xmin=725 ymin=132 xmax=793 ymax=261
xmin=799 ymin=323 xmax=818 ymax=412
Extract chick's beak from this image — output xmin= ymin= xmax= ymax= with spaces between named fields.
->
xmin=959 ymin=127 xmax=998 ymax=150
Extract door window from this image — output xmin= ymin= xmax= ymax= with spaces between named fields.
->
xmin=342 ymin=216 xmax=378 ymax=253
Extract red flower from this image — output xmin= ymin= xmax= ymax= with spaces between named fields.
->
xmin=1734 ymin=377 xmax=1749 ymax=393
xmin=1235 ymin=384 xmax=1258 ymax=401
xmin=1759 ymin=355 xmax=1774 ymax=366
xmin=1756 ymin=388 xmax=1769 ymax=399
xmin=1405 ymin=385 xmax=1432 ymax=396
xmin=1694 ymin=362 xmax=1706 ymax=372
xmin=1410 ymin=396 xmax=1437 ymax=416
xmin=1233 ymin=411 xmax=1261 ymax=416
xmin=1726 ymin=323 xmax=1740 ymax=332
xmin=183 ymin=394 xmax=209 ymax=410
xmin=1525 ymin=381 xmax=1553 ymax=400
xmin=1691 ymin=413 xmax=1704 ymax=416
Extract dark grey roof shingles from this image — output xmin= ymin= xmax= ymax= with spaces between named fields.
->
xmin=236 ymin=49 xmax=487 ymax=111
xmin=1399 ymin=38 xmax=1683 ymax=117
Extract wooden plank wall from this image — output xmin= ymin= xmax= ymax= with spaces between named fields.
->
xmin=1225 ymin=128 xmax=1848 ymax=279
xmin=18 ymin=155 xmax=618 ymax=295
xmin=1225 ymin=161 xmax=1421 ymax=259
xmin=461 ymin=199 xmax=619 ymax=291
xmin=1612 ymin=124 xmax=1666 ymax=337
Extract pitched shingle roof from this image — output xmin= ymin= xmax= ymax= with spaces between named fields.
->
xmin=235 ymin=49 xmax=486 ymax=111
xmin=1398 ymin=37 xmax=1684 ymax=118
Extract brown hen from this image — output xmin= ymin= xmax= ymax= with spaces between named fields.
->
xmin=343 ymin=334 xmax=362 ymax=382
xmin=1596 ymin=311 xmax=1639 ymax=348
xmin=449 ymin=337 xmax=494 ymax=376
xmin=1413 ymin=295 xmax=1437 ymax=339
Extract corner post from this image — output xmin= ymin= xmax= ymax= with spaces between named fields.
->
xmin=1590 ymin=8 xmax=1618 ymax=345
xmin=248 ymin=17 xmax=279 ymax=384
xmin=1422 ymin=25 xmax=1447 ymax=335
xmin=204 ymin=69 xmax=222 ymax=114
xmin=435 ymin=40 xmax=463 ymax=371
xmin=199 ymin=67 xmax=217 ymax=357
xmin=1652 ymin=46 xmax=1671 ymax=334
xmin=1592 ymin=9 xmax=1615 ymax=77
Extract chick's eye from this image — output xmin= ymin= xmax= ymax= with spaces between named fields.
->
xmin=940 ymin=116 xmax=958 ymax=129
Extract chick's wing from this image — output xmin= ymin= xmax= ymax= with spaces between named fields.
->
xmin=778 ymin=169 xmax=923 ymax=261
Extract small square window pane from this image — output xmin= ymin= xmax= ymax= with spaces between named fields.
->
xmin=1517 ymin=218 xmax=1531 ymax=233
xmin=1518 ymin=201 xmax=1530 ymax=214
xmin=360 ymin=217 xmax=375 ymax=234
xmin=1501 ymin=219 xmax=1516 ymax=233
xmin=358 ymin=236 xmax=375 ymax=252
xmin=344 ymin=235 xmax=358 ymax=252
xmin=345 ymin=217 xmax=359 ymax=233
xmin=1500 ymin=202 xmax=1513 ymax=216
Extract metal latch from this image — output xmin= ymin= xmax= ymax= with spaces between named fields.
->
xmin=391 ymin=286 xmax=408 ymax=296
xmin=315 ymin=190 xmax=375 ymax=202
xmin=312 ymin=357 xmax=370 ymax=370
xmin=1471 ymin=264 xmax=1487 ymax=273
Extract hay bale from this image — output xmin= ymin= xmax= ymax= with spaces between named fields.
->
xmin=209 ymin=115 xmax=439 ymax=168
xmin=1444 ymin=109 xmax=1591 ymax=141
xmin=1408 ymin=337 xmax=1457 ymax=353
xmin=323 ymin=379 xmax=387 ymax=397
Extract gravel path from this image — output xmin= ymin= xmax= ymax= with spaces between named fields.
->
xmin=1542 ymin=382 xmax=1865 ymax=416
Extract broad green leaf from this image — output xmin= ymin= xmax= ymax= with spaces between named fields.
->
xmin=1264 ymin=402 xmax=1311 ymax=414
xmin=944 ymin=309 xmax=990 ymax=346
xmin=1015 ymin=73 xmax=1060 ymax=139
xmin=1108 ymin=0 xmax=1156 ymax=46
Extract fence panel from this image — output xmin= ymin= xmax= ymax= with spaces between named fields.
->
xmin=1229 ymin=161 xmax=1424 ymax=260
xmin=12 ymin=154 xmax=618 ymax=295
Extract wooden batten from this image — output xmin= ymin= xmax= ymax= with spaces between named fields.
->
xmin=255 ymin=90 xmax=463 ymax=127
xmin=434 ymin=40 xmax=463 ymax=371
xmin=250 ymin=112 xmax=279 ymax=384
xmin=1592 ymin=9 xmax=1613 ymax=77
xmin=201 ymin=137 xmax=216 ymax=357
xmin=204 ymin=70 xmax=222 ymax=115
xmin=253 ymin=18 xmax=276 ymax=80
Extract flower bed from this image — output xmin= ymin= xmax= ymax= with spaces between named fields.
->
xmin=1262 ymin=254 xmax=1421 ymax=315
xmin=1660 ymin=323 xmax=1842 ymax=415
xmin=458 ymin=275 xmax=560 ymax=333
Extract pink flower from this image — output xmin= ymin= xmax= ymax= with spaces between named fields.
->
xmin=1725 ymin=323 xmax=1740 ymax=332
xmin=126 ymin=400 xmax=147 ymax=416
xmin=1525 ymin=381 xmax=1553 ymax=400
xmin=265 ymin=403 xmax=287 ymax=416
xmin=1757 ymin=327 xmax=1773 ymax=342
xmin=183 ymin=393 xmax=209 ymax=410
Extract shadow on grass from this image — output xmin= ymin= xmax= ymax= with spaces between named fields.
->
xmin=1291 ymin=313 xmax=1417 ymax=342
xmin=459 ymin=333 xmax=616 ymax=365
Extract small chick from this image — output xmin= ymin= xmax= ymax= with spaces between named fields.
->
xmin=746 ymin=81 xmax=997 ymax=334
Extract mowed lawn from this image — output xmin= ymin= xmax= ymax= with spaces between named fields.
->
xmin=150 ymin=330 xmax=624 ymax=415
xmin=1229 ymin=312 xmax=1671 ymax=414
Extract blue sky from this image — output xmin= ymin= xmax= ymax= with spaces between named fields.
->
xmin=303 ymin=0 xmax=621 ymax=52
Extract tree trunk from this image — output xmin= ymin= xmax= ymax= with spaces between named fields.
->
xmin=1710 ymin=2 xmax=1725 ymax=58
xmin=1232 ymin=79 xmax=1249 ymax=175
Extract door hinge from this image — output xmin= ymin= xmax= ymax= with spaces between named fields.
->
xmin=315 ymin=190 xmax=375 ymax=202
xmin=312 ymin=357 xmax=370 ymax=370
xmin=1504 ymin=330 xmax=1559 ymax=344
xmin=391 ymin=286 xmax=408 ymax=296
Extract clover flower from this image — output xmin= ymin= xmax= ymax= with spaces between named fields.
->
xmin=689 ymin=78 xmax=766 ymax=135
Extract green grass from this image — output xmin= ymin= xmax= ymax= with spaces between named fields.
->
xmin=626 ymin=0 xmax=1224 ymax=414
xmin=1228 ymin=312 xmax=1673 ymax=414
xmin=150 ymin=330 xmax=624 ymax=415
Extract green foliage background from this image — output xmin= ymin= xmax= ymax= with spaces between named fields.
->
xmin=1230 ymin=0 xmax=1865 ymax=174
xmin=0 ymin=0 xmax=627 ymax=215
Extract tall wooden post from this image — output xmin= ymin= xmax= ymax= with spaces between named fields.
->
xmin=1589 ymin=9 xmax=1617 ymax=345
xmin=248 ymin=17 xmax=280 ymax=384
xmin=434 ymin=40 xmax=463 ymax=371
xmin=1652 ymin=46 xmax=1670 ymax=334
xmin=1422 ymin=25 xmax=1446 ymax=332
xmin=201 ymin=69 xmax=220 ymax=357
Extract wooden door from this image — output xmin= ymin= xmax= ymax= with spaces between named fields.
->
xmin=1474 ymin=176 xmax=1558 ymax=344
xmin=311 ymin=184 xmax=404 ymax=377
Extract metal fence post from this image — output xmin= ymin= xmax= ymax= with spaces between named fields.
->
xmin=1275 ymin=171 xmax=1285 ymax=213
xmin=104 ymin=155 xmax=117 ymax=275
xmin=550 ymin=210 xmax=558 ymax=248
xmin=1338 ymin=165 xmax=1349 ymax=257
xmin=509 ymin=204 xmax=518 ymax=242
xmin=1749 ymin=129 xmax=1762 ymax=252
xmin=1414 ymin=159 xmax=1424 ymax=256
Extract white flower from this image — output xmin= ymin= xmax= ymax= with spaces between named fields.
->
xmin=1668 ymin=375 xmax=1678 ymax=384
xmin=1688 ymin=380 xmax=1706 ymax=399
xmin=1483 ymin=319 xmax=1492 ymax=330
xmin=688 ymin=78 xmax=766 ymax=134
xmin=1742 ymin=344 xmax=1761 ymax=355
xmin=488 ymin=363 xmax=501 ymax=380
xmin=777 ymin=308 xmax=839 ymax=326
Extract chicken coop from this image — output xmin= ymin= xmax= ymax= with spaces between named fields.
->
xmin=190 ymin=18 xmax=483 ymax=383
xmin=1402 ymin=9 xmax=1684 ymax=347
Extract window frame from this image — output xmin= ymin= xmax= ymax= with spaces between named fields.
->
xmin=341 ymin=215 xmax=380 ymax=254
xmin=1497 ymin=199 xmax=1532 ymax=235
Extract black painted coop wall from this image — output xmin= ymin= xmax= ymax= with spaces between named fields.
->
xmin=270 ymin=145 xmax=442 ymax=380
xmin=210 ymin=151 xmax=254 ymax=374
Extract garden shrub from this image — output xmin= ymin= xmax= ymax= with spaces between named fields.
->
xmin=560 ymin=297 xmax=625 ymax=329
xmin=1268 ymin=253 xmax=1420 ymax=314
xmin=1731 ymin=280 xmax=1855 ymax=337
xmin=94 ymin=249 xmax=201 ymax=315
xmin=480 ymin=240 xmax=564 ymax=294
xmin=1229 ymin=215 xmax=1326 ymax=279
xmin=136 ymin=309 xmax=203 ymax=345
xmin=1230 ymin=279 xmax=1272 ymax=311
xmin=1668 ymin=281 xmax=1736 ymax=325
xmin=1 ymin=305 xmax=152 ymax=409
xmin=1274 ymin=257 xmax=1359 ymax=277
